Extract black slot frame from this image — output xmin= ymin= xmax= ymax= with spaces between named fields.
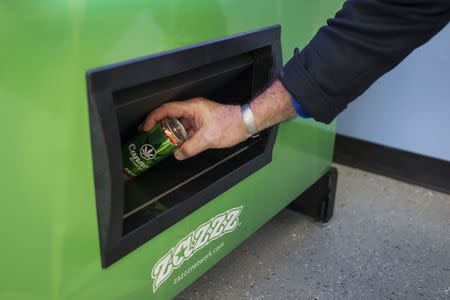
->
xmin=87 ymin=25 xmax=282 ymax=267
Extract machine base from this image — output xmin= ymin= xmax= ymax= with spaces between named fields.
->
xmin=288 ymin=167 xmax=338 ymax=223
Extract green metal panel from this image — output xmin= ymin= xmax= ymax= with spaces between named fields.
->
xmin=0 ymin=1 xmax=341 ymax=299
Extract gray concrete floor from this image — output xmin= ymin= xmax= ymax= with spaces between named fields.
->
xmin=177 ymin=164 xmax=450 ymax=299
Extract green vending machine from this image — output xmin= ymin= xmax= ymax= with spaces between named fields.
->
xmin=1 ymin=1 xmax=341 ymax=299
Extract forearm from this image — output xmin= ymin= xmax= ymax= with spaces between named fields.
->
xmin=249 ymin=80 xmax=296 ymax=132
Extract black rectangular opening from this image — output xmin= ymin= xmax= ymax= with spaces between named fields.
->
xmin=115 ymin=47 xmax=274 ymax=235
xmin=87 ymin=25 xmax=282 ymax=267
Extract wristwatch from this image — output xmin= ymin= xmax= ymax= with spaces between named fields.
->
xmin=241 ymin=104 xmax=258 ymax=135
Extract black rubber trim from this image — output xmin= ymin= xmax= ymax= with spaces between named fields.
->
xmin=334 ymin=134 xmax=450 ymax=195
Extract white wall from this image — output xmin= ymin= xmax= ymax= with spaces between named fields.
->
xmin=337 ymin=23 xmax=450 ymax=162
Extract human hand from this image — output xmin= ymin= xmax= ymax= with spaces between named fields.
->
xmin=141 ymin=98 xmax=250 ymax=160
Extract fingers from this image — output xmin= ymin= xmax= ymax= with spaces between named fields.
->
xmin=141 ymin=101 xmax=192 ymax=132
xmin=180 ymin=117 xmax=193 ymax=131
xmin=174 ymin=131 xmax=209 ymax=160
xmin=186 ymin=128 xmax=196 ymax=138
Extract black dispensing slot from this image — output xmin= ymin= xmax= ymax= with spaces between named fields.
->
xmin=118 ymin=51 xmax=271 ymax=235
xmin=87 ymin=25 xmax=282 ymax=267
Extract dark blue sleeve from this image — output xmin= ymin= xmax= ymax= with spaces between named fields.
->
xmin=279 ymin=0 xmax=450 ymax=124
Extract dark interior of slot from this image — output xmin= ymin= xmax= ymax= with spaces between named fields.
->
xmin=113 ymin=46 xmax=275 ymax=235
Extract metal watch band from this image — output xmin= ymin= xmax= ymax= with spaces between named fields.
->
xmin=241 ymin=104 xmax=258 ymax=135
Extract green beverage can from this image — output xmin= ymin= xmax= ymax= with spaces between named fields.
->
xmin=122 ymin=117 xmax=187 ymax=181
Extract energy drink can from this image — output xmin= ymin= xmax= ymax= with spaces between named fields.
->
xmin=122 ymin=117 xmax=187 ymax=182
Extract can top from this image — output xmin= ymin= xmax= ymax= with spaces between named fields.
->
xmin=161 ymin=117 xmax=187 ymax=147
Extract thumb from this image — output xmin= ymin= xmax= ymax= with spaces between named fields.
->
xmin=174 ymin=132 xmax=209 ymax=160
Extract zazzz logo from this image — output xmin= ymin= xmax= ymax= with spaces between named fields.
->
xmin=151 ymin=206 xmax=243 ymax=292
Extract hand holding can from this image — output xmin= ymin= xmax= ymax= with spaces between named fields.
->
xmin=122 ymin=117 xmax=187 ymax=182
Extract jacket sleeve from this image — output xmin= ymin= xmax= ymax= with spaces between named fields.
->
xmin=279 ymin=0 xmax=450 ymax=124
